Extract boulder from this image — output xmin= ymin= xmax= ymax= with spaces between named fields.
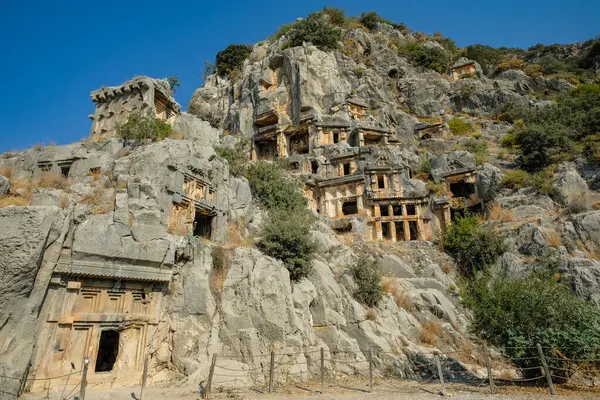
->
xmin=173 ymin=112 xmax=220 ymax=147
xmin=0 ymin=174 xmax=9 ymax=196
xmin=553 ymin=162 xmax=588 ymax=206
xmin=477 ymin=163 xmax=503 ymax=202
xmin=573 ymin=211 xmax=600 ymax=254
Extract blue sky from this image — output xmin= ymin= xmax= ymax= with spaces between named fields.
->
xmin=0 ymin=0 xmax=596 ymax=152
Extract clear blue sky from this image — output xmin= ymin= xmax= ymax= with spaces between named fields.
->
xmin=0 ymin=0 xmax=596 ymax=152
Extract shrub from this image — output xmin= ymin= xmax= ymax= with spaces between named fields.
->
xmin=464 ymin=271 xmax=600 ymax=379
xmin=463 ymin=139 xmax=489 ymax=165
xmin=215 ymin=44 xmax=252 ymax=78
xmin=287 ymin=12 xmax=342 ymax=51
xmin=492 ymin=100 xmax=530 ymax=123
xmin=444 ymin=215 xmax=506 ymax=276
xmin=167 ymin=76 xmax=180 ymax=92
xmin=420 ymin=321 xmax=442 ymax=345
xmin=500 ymin=133 xmax=517 ymax=147
xmin=464 ymin=44 xmax=505 ymax=74
xmin=513 ymin=84 xmax=600 ymax=171
xmin=358 ymin=11 xmax=406 ymax=32
xmin=349 ymin=256 xmax=382 ymax=307
xmin=322 ymin=6 xmax=346 ymax=26
xmin=500 ymin=169 xmax=529 ymax=190
xmin=117 ymin=112 xmax=172 ymax=141
xmin=257 ymin=209 xmax=316 ymax=281
xmin=245 ymin=162 xmax=308 ymax=212
xmin=398 ymin=42 xmax=448 ymax=74
xmin=215 ymin=143 xmax=248 ymax=177
xmin=275 ymin=23 xmax=294 ymax=40
xmin=447 ymin=118 xmax=473 ymax=136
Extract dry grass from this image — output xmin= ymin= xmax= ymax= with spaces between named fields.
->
xmin=59 ymin=194 xmax=69 ymax=209
xmin=37 ymin=172 xmax=71 ymax=190
xmin=365 ymin=308 xmax=378 ymax=320
xmin=382 ymin=278 xmax=414 ymax=312
xmin=0 ymin=195 xmax=29 ymax=207
xmin=588 ymin=248 xmax=600 ymax=262
xmin=168 ymin=131 xmax=185 ymax=140
xmin=226 ymin=220 xmax=253 ymax=247
xmin=419 ymin=320 xmax=442 ymax=345
xmin=89 ymin=167 xmax=101 ymax=182
xmin=0 ymin=165 xmax=14 ymax=179
xmin=487 ymin=203 xmax=514 ymax=222
xmin=80 ymin=186 xmax=115 ymax=214
xmin=441 ymin=263 xmax=452 ymax=274
xmin=547 ymin=230 xmax=562 ymax=248
xmin=1 ymin=151 xmax=18 ymax=159
xmin=33 ymin=143 xmax=43 ymax=151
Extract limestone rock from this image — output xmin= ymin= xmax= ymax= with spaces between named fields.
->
xmin=553 ymin=162 xmax=588 ymax=205
xmin=0 ymin=174 xmax=9 ymax=196
xmin=477 ymin=163 xmax=503 ymax=202
xmin=0 ymin=206 xmax=67 ymax=397
xmin=172 ymin=112 xmax=220 ymax=146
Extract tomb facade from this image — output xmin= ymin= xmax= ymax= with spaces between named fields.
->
xmin=89 ymin=76 xmax=180 ymax=141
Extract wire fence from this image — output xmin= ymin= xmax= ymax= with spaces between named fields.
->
xmin=6 ymin=344 xmax=600 ymax=399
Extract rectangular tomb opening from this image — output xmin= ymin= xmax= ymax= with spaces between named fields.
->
xmin=382 ymin=222 xmax=392 ymax=240
xmin=256 ymin=140 xmax=277 ymax=161
xmin=392 ymin=205 xmax=403 ymax=216
xmin=194 ymin=212 xmax=214 ymax=239
xmin=406 ymin=204 xmax=416 ymax=215
xmin=343 ymin=163 xmax=351 ymax=176
xmin=395 ymin=222 xmax=405 ymax=241
xmin=450 ymin=181 xmax=475 ymax=198
xmin=95 ymin=330 xmax=120 ymax=372
xmin=408 ymin=220 xmax=419 ymax=240
xmin=342 ymin=200 xmax=359 ymax=216
xmin=289 ymin=132 xmax=309 ymax=155
xmin=379 ymin=205 xmax=389 ymax=217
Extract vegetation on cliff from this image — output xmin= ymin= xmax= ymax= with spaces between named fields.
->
xmin=117 ymin=112 xmax=173 ymax=141
xmin=246 ymin=162 xmax=316 ymax=280
xmin=464 ymin=270 xmax=600 ymax=379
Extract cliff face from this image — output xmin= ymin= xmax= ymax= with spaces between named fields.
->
xmin=1 ymin=15 xmax=600 ymax=400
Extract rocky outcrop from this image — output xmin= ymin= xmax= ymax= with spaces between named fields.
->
xmin=0 ymin=174 xmax=9 ymax=196
xmin=0 ymin=206 xmax=68 ymax=397
xmin=553 ymin=162 xmax=589 ymax=205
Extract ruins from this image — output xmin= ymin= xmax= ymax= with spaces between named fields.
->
xmin=89 ymin=76 xmax=180 ymax=141
xmin=450 ymin=58 xmax=482 ymax=81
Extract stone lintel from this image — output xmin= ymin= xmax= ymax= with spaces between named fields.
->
xmin=55 ymin=260 xmax=173 ymax=282
xmin=314 ymin=173 xmax=364 ymax=188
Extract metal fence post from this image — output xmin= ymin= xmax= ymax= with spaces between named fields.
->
xmin=60 ymin=362 xmax=75 ymax=400
xmin=434 ymin=353 xmax=445 ymax=397
xmin=79 ymin=356 xmax=89 ymax=400
xmin=140 ymin=354 xmax=149 ymax=400
xmin=368 ymin=348 xmax=373 ymax=393
xmin=484 ymin=345 xmax=495 ymax=394
xmin=537 ymin=344 xmax=556 ymax=395
xmin=204 ymin=353 xmax=217 ymax=399
xmin=320 ymin=347 xmax=325 ymax=394
xmin=269 ymin=351 xmax=275 ymax=394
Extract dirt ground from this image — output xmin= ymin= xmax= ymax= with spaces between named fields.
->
xmin=20 ymin=377 xmax=600 ymax=400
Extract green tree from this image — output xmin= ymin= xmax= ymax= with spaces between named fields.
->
xmin=215 ymin=44 xmax=252 ymax=78
xmin=399 ymin=43 xmax=448 ymax=74
xmin=444 ymin=215 xmax=506 ymax=276
xmin=349 ymin=256 xmax=382 ymax=307
xmin=287 ymin=12 xmax=342 ymax=51
xmin=245 ymin=162 xmax=308 ymax=212
xmin=257 ymin=209 xmax=316 ymax=281
xmin=464 ymin=44 xmax=504 ymax=74
xmin=167 ymin=76 xmax=180 ymax=92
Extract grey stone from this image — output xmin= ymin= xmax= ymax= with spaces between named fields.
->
xmin=0 ymin=206 xmax=67 ymax=398
xmin=0 ymin=175 xmax=9 ymax=196
xmin=477 ymin=163 xmax=503 ymax=202
xmin=553 ymin=162 xmax=588 ymax=205
xmin=172 ymin=112 xmax=220 ymax=146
